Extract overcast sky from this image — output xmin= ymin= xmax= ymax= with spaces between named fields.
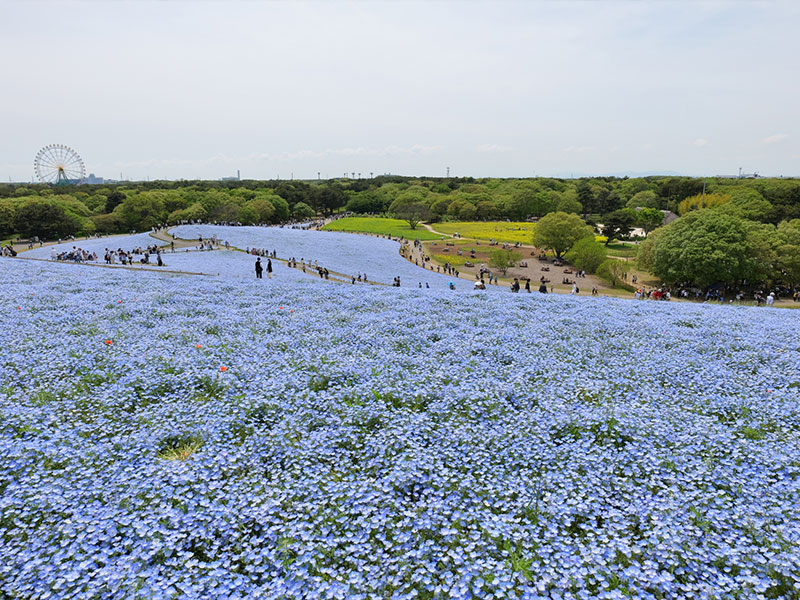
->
xmin=1 ymin=0 xmax=797 ymax=181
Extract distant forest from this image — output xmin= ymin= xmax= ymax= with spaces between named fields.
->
xmin=1 ymin=175 xmax=799 ymax=241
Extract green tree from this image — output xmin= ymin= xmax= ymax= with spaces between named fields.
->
xmin=636 ymin=207 xmax=664 ymax=236
xmin=576 ymin=181 xmax=595 ymax=216
xmin=346 ymin=193 xmax=385 ymax=214
xmin=293 ymin=202 xmax=316 ymax=219
xmin=597 ymin=259 xmax=630 ymax=287
xmin=269 ymin=195 xmax=291 ymax=222
xmin=531 ymin=191 xmax=556 ymax=217
xmin=475 ymin=200 xmax=498 ymax=220
xmin=394 ymin=202 xmax=432 ymax=230
xmin=430 ymin=197 xmax=451 ymax=218
xmin=105 ymin=190 xmax=126 ymax=213
xmin=14 ymin=200 xmax=80 ymax=239
xmin=171 ymin=202 xmax=208 ymax=224
xmin=651 ymin=210 xmax=762 ymax=286
xmin=636 ymin=226 xmax=665 ymax=272
xmin=315 ymin=185 xmax=348 ymax=215
xmin=489 ymin=248 xmax=521 ymax=275
xmin=447 ymin=199 xmax=477 ymax=220
xmin=91 ymin=212 xmax=123 ymax=233
xmin=601 ymin=209 xmax=637 ymax=245
xmin=532 ymin=212 xmax=594 ymax=258
xmin=715 ymin=189 xmax=772 ymax=222
xmin=245 ymin=198 xmax=276 ymax=223
xmin=626 ymin=190 xmax=659 ymax=210
xmin=677 ymin=192 xmax=730 ymax=215
xmin=555 ymin=192 xmax=582 ymax=215
xmin=565 ymin=237 xmax=607 ymax=273
xmin=778 ymin=244 xmax=800 ymax=286
xmin=0 ymin=199 xmax=15 ymax=238
xmin=508 ymin=188 xmax=537 ymax=220
xmin=116 ymin=192 xmax=166 ymax=230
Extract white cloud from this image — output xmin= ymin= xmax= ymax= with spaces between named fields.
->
xmin=476 ymin=144 xmax=512 ymax=153
xmin=692 ymin=138 xmax=709 ymax=147
xmin=762 ymin=133 xmax=788 ymax=144
xmin=642 ymin=143 xmax=656 ymax=151
xmin=562 ymin=145 xmax=596 ymax=154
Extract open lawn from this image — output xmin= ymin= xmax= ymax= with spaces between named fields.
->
xmin=431 ymin=221 xmax=535 ymax=243
xmin=604 ymin=242 xmax=639 ymax=259
xmin=322 ymin=217 xmax=440 ymax=240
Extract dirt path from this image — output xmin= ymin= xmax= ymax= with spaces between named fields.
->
xmin=150 ymin=228 xmax=206 ymax=249
xmin=420 ymin=223 xmax=451 ymax=237
xmin=9 ymin=232 xmax=144 ymax=255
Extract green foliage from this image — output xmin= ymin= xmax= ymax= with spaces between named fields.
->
xmin=105 ymin=190 xmax=126 ymax=213
xmin=532 ymin=212 xmax=593 ymax=258
xmin=91 ymin=212 xmax=123 ymax=233
xmin=392 ymin=201 xmax=432 ymax=230
xmin=345 ymin=192 xmax=386 ymax=214
xmin=596 ymin=259 xmax=630 ymax=287
xmin=0 ymin=199 xmax=14 ymax=238
xmin=650 ymin=210 xmax=763 ymax=286
xmin=626 ymin=190 xmax=660 ymax=209
xmin=565 ymin=237 xmax=607 ymax=274
xmin=488 ymin=249 xmax=521 ymax=275
xmin=246 ymin=197 xmax=276 ymax=222
xmin=677 ymin=192 xmax=731 ymax=216
xmin=292 ymin=201 xmax=315 ymax=219
xmin=116 ymin=192 xmax=167 ymax=230
xmin=636 ymin=207 xmax=664 ymax=236
xmin=314 ymin=185 xmax=348 ymax=215
xmin=156 ymin=432 xmax=203 ymax=460
xmin=776 ymin=219 xmax=800 ymax=284
xmin=716 ymin=189 xmax=773 ymax=221
xmin=601 ymin=209 xmax=638 ymax=245
xmin=636 ymin=227 xmax=664 ymax=272
xmin=14 ymin=200 xmax=81 ymax=239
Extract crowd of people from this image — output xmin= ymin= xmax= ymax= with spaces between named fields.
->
xmin=51 ymin=246 xmax=99 ymax=263
xmin=633 ymin=285 xmax=794 ymax=306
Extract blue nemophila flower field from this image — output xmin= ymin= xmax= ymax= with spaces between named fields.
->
xmin=170 ymin=224 xmax=480 ymax=289
xmin=1 ymin=256 xmax=799 ymax=600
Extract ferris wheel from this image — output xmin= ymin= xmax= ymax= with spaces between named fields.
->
xmin=34 ymin=144 xmax=86 ymax=185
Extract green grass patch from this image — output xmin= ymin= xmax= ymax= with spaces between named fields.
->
xmin=431 ymin=221 xmax=534 ymax=244
xmin=322 ymin=217 xmax=439 ymax=240
xmin=156 ymin=432 xmax=204 ymax=461
xmin=604 ymin=242 xmax=638 ymax=258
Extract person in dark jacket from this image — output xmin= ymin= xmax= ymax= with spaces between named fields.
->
xmin=255 ymin=258 xmax=263 ymax=279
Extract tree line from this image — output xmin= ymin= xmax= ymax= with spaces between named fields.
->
xmin=3 ymin=175 xmax=799 ymax=242
xmin=2 ymin=175 xmax=800 ymax=290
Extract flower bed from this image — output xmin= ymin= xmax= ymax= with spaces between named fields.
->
xmin=1 ymin=257 xmax=799 ymax=599
xmin=170 ymin=225 xmax=480 ymax=290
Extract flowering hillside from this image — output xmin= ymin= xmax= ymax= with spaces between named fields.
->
xmin=170 ymin=224 xmax=479 ymax=289
xmin=1 ymin=257 xmax=799 ymax=599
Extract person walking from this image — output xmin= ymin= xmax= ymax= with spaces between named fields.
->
xmin=255 ymin=257 xmax=263 ymax=279
xmin=266 ymin=258 xmax=273 ymax=279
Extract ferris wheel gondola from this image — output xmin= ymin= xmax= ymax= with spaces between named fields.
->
xmin=34 ymin=144 xmax=86 ymax=185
